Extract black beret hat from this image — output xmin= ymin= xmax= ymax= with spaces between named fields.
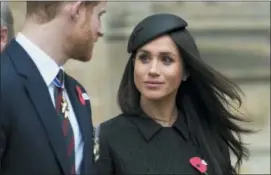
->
xmin=127 ymin=13 xmax=188 ymax=53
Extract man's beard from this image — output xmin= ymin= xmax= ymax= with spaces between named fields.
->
xmin=64 ymin=28 xmax=94 ymax=62
xmin=70 ymin=39 xmax=94 ymax=62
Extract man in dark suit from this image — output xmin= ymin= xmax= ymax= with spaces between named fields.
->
xmin=0 ymin=1 xmax=107 ymax=175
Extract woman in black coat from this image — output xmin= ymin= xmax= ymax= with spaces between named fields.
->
xmin=95 ymin=13 xmax=252 ymax=175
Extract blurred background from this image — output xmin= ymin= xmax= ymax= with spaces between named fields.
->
xmin=7 ymin=1 xmax=270 ymax=174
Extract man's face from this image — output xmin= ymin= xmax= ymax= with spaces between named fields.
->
xmin=65 ymin=1 xmax=107 ymax=62
xmin=0 ymin=26 xmax=8 ymax=52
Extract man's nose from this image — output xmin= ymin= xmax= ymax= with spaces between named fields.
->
xmin=98 ymin=32 xmax=104 ymax=38
xmin=97 ymin=24 xmax=104 ymax=38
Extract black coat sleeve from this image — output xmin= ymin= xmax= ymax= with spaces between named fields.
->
xmin=0 ymin=54 xmax=12 ymax=171
xmin=96 ymin=123 xmax=114 ymax=175
xmin=0 ymin=127 xmax=7 ymax=170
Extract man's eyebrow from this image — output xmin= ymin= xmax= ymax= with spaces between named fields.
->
xmin=99 ymin=9 xmax=106 ymax=15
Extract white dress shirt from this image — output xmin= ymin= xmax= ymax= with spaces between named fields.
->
xmin=16 ymin=33 xmax=84 ymax=174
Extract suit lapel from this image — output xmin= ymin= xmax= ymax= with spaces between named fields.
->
xmin=6 ymin=40 xmax=70 ymax=175
xmin=64 ymin=76 xmax=91 ymax=144
xmin=65 ymin=75 xmax=94 ymax=173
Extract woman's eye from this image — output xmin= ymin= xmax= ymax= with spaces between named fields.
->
xmin=162 ymin=56 xmax=173 ymax=65
xmin=138 ymin=54 xmax=149 ymax=63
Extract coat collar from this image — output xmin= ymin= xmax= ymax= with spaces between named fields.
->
xmin=128 ymin=110 xmax=190 ymax=141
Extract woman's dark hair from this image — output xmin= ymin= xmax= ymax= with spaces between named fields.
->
xmin=117 ymin=17 xmax=253 ymax=174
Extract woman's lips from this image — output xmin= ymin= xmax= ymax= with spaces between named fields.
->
xmin=144 ymin=81 xmax=164 ymax=89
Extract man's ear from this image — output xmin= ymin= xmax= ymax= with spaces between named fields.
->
xmin=70 ymin=1 xmax=85 ymax=20
xmin=62 ymin=1 xmax=83 ymax=21
xmin=0 ymin=27 xmax=8 ymax=50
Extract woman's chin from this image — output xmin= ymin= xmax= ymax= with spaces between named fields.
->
xmin=142 ymin=92 xmax=166 ymax=101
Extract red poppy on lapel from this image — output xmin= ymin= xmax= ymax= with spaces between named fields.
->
xmin=76 ymin=85 xmax=85 ymax=105
xmin=190 ymin=156 xmax=208 ymax=174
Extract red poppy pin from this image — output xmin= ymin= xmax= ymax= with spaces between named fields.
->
xmin=190 ymin=157 xmax=208 ymax=174
xmin=76 ymin=85 xmax=86 ymax=105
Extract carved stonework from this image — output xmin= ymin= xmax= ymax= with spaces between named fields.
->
xmin=104 ymin=2 xmax=152 ymax=41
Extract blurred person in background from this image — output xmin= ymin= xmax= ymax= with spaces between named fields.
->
xmin=0 ymin=1 xmax=14 ymax=52
xmin=1 ymin=1 xmax=106 ymax=175
xmin=96 ymin=13 xmax=252 ymax=175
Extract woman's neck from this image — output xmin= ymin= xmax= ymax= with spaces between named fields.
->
xmin=140 ymin=95 xmax=178 ymax=127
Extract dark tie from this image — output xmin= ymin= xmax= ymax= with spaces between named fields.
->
xmin=53 ymin=69 xmax=76 ymax=174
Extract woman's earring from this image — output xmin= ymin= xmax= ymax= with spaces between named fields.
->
xmin=182 ymin=72 xmax=190 ymax=81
